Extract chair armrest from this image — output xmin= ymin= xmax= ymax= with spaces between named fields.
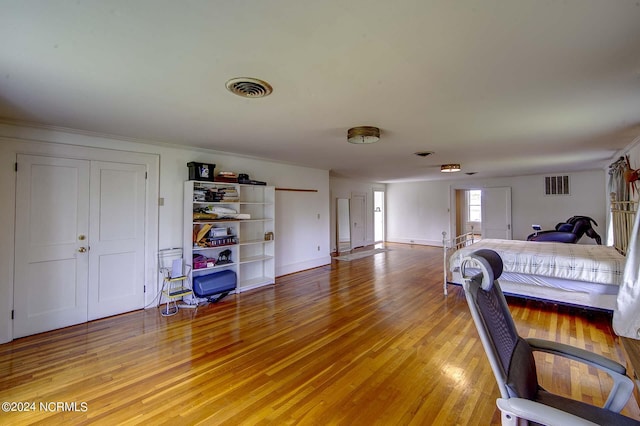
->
xmin=526 ymin=337 xmax=634 ymax=412
xmin=496 ymin=398 xmax=598 ymax=426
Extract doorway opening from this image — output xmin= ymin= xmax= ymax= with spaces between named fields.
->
xmin=451 ymin=186 xmax=512 ymax=240
xmin=374 ymin=190 xmax=385 ymax=243
xmin=467 ymin=189 xmax=482 ymax=239
xmin=454 ymin=188 xmax=482 ymax=239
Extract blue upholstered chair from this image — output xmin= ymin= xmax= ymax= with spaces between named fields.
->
xmin=527 ymin=216 xmax=602 ymax=244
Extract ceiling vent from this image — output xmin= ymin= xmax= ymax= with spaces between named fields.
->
xmin=545 ymin=175 xmax=570 ymax=195
xmin=225 ymin=77 xmax=273 ymax=98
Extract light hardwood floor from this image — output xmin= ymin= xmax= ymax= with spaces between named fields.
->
xmin=1 ymin=243 xmax=638 ymax=425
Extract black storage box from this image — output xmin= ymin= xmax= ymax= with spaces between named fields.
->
xmin=188 ymin=162 xmax=216 ymax=181
xmin=193 ymin=270 xmax=236 ymax=298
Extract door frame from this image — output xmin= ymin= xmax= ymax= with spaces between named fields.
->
xmin=448 ymin=184 xmax=512 ymax=240
xmin=1 ymin=137 xmax=159 ymax=343
xmin=373 ymin=189 xmax=385 ymax=243
xmin=449 ymin=184 xmax=480 ymax=240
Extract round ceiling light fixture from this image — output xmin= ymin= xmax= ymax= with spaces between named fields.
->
xmin=441 ymin=163 xmax=461 ymax=173
xmin=225 ymin=77 xmax=273 ymax=98
xmin=347 ymin=126 xmax=380 ymax=144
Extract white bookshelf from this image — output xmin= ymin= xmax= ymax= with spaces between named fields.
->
xmin=184 ymin=181 xmax=275 ymax=294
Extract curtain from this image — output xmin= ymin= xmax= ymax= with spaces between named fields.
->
xmin=613 ymin=206 xmax=640 ymax=338
xmin=607 ymin=157 xmax=631 ymax=246
xmin=609 ymin=156 xmax=629 ymax=203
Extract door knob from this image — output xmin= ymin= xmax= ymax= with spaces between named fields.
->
xmin=78 ymin=247 xmax=87 ymax=253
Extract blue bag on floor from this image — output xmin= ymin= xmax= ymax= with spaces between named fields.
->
xmin=193 ymin=270 xmax=236 ymax=300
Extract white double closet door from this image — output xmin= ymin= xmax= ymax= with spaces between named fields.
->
xmin=14 ymin=155 xmax=146 ymax=338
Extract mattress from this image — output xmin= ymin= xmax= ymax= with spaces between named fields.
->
xmin=447 ymin=239 xmax=625 ymax=311
xmin=449 ymin=239 xmax=626 ymax=286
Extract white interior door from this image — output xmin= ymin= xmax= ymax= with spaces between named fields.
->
xmin=481 ymin=187 xmax=512 ymax=239
xmin=14 ymin=155 xmax=90 ymax=338
xmin=88 ymin=162 xmax=146 ymax=320
xmin=14 ymin=156 xmax=147 ymax=337
xmin=350 ymin=194 xmax=366 ymax=248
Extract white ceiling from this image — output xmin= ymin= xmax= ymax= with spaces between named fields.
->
xmin=2 ymin=1 xmax=640 ymax=182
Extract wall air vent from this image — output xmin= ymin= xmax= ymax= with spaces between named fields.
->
xmin=545 ymin=175 xmax=570 ymax=195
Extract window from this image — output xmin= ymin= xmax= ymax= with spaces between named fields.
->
xmin=468 ymin=190 xmax=482 ymax=222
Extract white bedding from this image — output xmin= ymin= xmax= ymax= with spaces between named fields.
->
xmin=449 ymin=239 xmax=626 ymax=286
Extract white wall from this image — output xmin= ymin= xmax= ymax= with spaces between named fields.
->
xmin=0 ymin=122 xmax=330 ymax=343
xmin=387 ymin=170 xmax=607 ymax=246
xmin=153 ymin=143 xmax=331 ymax=276
xmin=329 ymin=176 xmax=386 ymax=252
xmin=385 ymin=181 xmax=450 ymax=246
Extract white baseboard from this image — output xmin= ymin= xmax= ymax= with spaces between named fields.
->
xmin=386 ymin=237 xmax=443 ymax=247
xmin=276 ymin=256 xmax=331 ymax=277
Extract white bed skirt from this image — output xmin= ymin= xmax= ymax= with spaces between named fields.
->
xmin=449 ymin=269 xmax=617 ymax=311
